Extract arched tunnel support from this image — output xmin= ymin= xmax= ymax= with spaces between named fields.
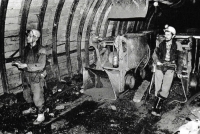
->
xmin=111 ymin=21 xmax=118 ymax=36
xmin=19 ymin=0 xmax=32 ymax=63
xmin=0 ymin=0 xmax=158 ymax=93
xmin=0 ymin=0 xmax=9 ymax=93
xmin=52 ymin=0 xmax=65 ymax=81
xmin=102 ymin=5 xmax=112 ymax=37
xmin=65 ymin=0 xmax=80 ymax=78
xmin=37 ymin=0 xmax=48 ymax=45
xmin=19 ymin=0 xmax=32 ymax=90
xmin=77 ymin=1 xmax=95 ymax=71
xmin=85 ymin=0 xmax=104 ymax=68
xmin=96 ymin=0 xmax=112 ymax=36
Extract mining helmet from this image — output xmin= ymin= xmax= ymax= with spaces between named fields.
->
xmin=30 ymin=29 xmax=41 ymax=38
xmin=163 ymin=25 xmax=176 ymax=35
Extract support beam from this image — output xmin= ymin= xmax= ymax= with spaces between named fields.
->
xmin=19 ymin=0 xmax=32 ymax=90
xmin=52 ymin=0 xmax=65 ymax=81
xmin=135 ymin=20 xmax=141 ymax=32
xmin=111 ymin=21 xmax=118 ymax=36
xmin=102 ymin=20 xmax=110 ymax=38
xmin=133 ymin=21 xmax=139 ymax=32
xmin=127 ymin=21 xmax=136 ymax=33
xmin=19 ymin=0 xmax=32 ymax=63
xmin=77 ymin=0 xmax=95 ymax=69
xmin=122 ymin=21 xmax=128 ymax=34
xmin=66 ymin=0 xmax=79 ymax=77
xmin=96 ymin=0 xmax=112 ymax=36
xmin=37 ymin=0 xmax=48 ymax=45
xmin=85 ymin=0 xmax=104 ymax=68
xmin=0 ymin=0 xmax=9 ymax=93
xmin=144 ymin=5 xmax=155 ymax=30
xmin=117 ymin=21 xmax=123 ymax=35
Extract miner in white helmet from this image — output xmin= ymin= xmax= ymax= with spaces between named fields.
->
xmin=13 ymin=29 xmax=47 ymax=125
xmin=151 ymin=25 xmax=183 ymax=116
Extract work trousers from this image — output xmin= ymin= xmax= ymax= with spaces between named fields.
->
xmin=23 ymin=77 xmax=45 ymax=113
xmin=155 ymin=68 xmax=174 ymax=98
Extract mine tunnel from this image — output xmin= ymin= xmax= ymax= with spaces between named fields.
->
xmin=0 ymin=0 xmax=200 ymax=133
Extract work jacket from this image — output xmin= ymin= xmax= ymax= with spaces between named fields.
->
xmin=152 ymin=39 xmax=183 ymax=74
xmin=24 ymin=43 xmax=47 ymax=83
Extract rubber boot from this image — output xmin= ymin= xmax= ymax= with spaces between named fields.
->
xmin=33 ymin=113 xmax=45 ymax=125
xmin=151 ymin=96 xmax=164 ymax=116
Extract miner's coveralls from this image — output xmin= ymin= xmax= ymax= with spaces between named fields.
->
xmin=152 ymin=39 xmax=183 ymax=98
xmin=23 ymin=45 xmax=47 ymax=113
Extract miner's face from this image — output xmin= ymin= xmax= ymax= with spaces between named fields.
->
xmin=27 ymin=31 xmax=37 ymax=46
xmin=164 ymin=31 xmax=173 ymax=41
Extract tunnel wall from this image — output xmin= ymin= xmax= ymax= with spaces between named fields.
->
xmin=0 ymin=0 xmax=155 ymax=95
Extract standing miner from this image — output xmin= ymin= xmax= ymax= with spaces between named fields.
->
xmin=13 ymin=29 xmax=47 ymax=124
xmin=151 ymin=25 xmax=183 ymax=116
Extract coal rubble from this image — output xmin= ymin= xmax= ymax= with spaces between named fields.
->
xmin=0 ymin=76 xmax=196 ymax=134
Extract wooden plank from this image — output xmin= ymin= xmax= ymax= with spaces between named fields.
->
xmin=0 ymin=0 xmax=9 ymax=93
xmin=77 ymin=0 xmax=95 ymax=69
xmin=85 ymin=0 xmax=104 ymax=68
xmin=52 ymin=0 xmax=65 ymax=81
xmin=96 ymin=0 xmax=112 ymax=36
xmin=65 ymin=0 xmax=79 ymax=77
xmin=43 ymin=94 xmax=90 ymax=125
xmin=5 ymin=48 xmax=92 ymax=64
xmin=42 ymin=82 xmax=84 ymax=125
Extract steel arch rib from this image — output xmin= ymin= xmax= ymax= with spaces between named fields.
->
xmin=0 ymin=0 xmax=9 ymax=93
xmin=65 ymin=0 xmax=80 ymax=77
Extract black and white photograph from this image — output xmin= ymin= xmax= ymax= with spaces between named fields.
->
xmin=0 ymin=0 xmax=200 ymax=133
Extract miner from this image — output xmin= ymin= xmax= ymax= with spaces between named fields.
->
xmin=151 ymin=25 xmax=183 ymax=116
xmin=13 ymin=29 xmax=47 ymax=124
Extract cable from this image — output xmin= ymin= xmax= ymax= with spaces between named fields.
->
xmin=170 ymin=0 xmax=186 ymax=8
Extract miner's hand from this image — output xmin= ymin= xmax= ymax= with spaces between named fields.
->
xmin=12 ymin=61 xmax=21 ymax=68
xmin=17 ymin=63 xmax=27 ymax=69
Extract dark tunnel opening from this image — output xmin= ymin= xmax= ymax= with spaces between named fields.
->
xmin=155 ymin=0 xmax=200 ymax=33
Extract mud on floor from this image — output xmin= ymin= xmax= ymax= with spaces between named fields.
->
xmin=0 ymin=78 xmax=195 ymax=134
xmin=53 ymin=91 xmax=191 ymax=134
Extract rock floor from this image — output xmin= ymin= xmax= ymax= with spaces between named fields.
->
xmin=0 ymin=78 xmax=197 ymax=134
